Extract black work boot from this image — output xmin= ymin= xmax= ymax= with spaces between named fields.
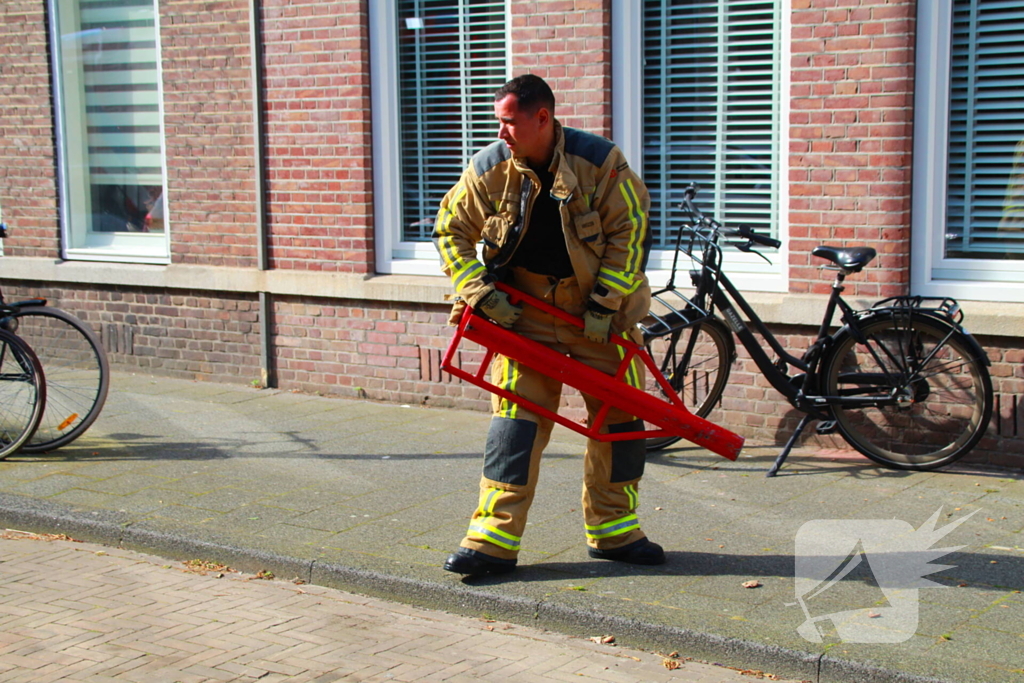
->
xmin=588 ymin=538 xmax=666 ymax=565
xmin=443 ymin=548 xmax=517 ymax=577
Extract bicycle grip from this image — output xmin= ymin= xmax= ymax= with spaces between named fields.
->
xmin=739 ymin=224 xmax=781 ymax=249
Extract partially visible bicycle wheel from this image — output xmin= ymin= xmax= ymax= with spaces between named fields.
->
xmin=644 ymin=317 xmax=733 ymax=451
xmin=5 ymin=306 xmax=109 ymax=452
xmin=0 ymin=327 xmax=46 ymax=459
xmin=823 ymin=313 xmax=992 ymax=470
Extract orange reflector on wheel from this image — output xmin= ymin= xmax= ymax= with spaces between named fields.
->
xmin=57 ymin=413 xmax=79 ymax=431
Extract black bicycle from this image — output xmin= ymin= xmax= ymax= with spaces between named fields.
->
xmin=0 ymin=221 xmax=110 ymax=453
xmin=0 ymin=325 xmax=46 ymax=458
xmin=640 ymin=184 xmax=993 ymax=476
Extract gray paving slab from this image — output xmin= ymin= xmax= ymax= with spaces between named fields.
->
xmin=0 ymin=371 xmax=1021 ymax=683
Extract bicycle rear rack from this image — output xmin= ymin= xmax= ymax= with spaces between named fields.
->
xmin=869 ymin=295 xmax=963 ymax=326
xmin=441 ymin=283 xmax=744 ymax=461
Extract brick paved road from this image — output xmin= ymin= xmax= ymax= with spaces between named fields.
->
xmin=0 ymin=531 xmax=806 ymax=683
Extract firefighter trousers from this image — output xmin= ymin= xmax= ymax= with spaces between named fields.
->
xmin=460 ymin=268 xmax=649 ymax=562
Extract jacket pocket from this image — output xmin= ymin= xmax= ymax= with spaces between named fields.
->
xmin=573 ymin=210 xmax=605 ymax=257
xmin=481 ymin=214 xmax=511 ymax=262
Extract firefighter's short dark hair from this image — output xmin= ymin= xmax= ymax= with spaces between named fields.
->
xmin=495 ymin=74 xmax=555 ymax=116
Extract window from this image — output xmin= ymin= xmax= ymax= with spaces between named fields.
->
xmin=371 ymin=0 xmax=509 ymax=275
xmin=913 ymin=0 xmax=1024 ymax=299
xmin=50 ymin=0 xmax=169 ymax=263
xmin=613 ymin=0 xmax=784 ymax=288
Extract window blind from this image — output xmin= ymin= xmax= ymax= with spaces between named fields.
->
xmin=946 ymin=0 xmax=1024 ymax=259
xmin=642 ymin=0 xmax=779 ymax=248
xmin=397 ymin=0 xmax=507 ymax=242
xmin=79 ymin=0 xmax=163 ymax=187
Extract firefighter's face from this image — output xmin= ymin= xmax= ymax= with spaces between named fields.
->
xmin=495 ymin=94 xmax=552 ymax=167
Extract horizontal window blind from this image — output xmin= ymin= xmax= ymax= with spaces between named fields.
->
xmin=946 ymin=0 xmax=1024 ymax=260
xmin=79 ymin=0 xmax=163 ymax=187
xmin=398 ymin=0 xmax=507 ymax=242
xmin=642 ymin=0 xmax=779 ymax=249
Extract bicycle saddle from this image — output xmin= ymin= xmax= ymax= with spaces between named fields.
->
xmin=811 ymin=245 xmax=877 ymax=272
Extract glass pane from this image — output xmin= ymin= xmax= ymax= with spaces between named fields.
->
xmin=642 ymin=0 xmax=779 ymax=249
xmin=397 ymin=0 xmax=507 ymax=242
xmin=54 ymin=0 xmax=165 ymax=245
xmin=945 ymin=0 xmax=1024 ymax=260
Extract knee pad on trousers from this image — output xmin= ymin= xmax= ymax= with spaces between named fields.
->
xmin=484 ymin=417 xmax=538 ymax=486
xmin=608 ymin=419 xmax=646 ymax=483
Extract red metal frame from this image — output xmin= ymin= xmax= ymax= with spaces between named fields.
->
xmin=441 ymin=283 xmax=743 ymax=461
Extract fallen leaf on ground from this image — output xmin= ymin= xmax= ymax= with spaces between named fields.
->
xmin=183 ymin=559 xmax=233 ymax=575
xmin=589 ymin=635 xmax=615 ymax=645
xmin=662 ymin=658 xmax=681 ymax=670
xmin=742 ymin=580 xmax=762 ymax=589
xmin=867 ymin=611 xmax=880 ymax=618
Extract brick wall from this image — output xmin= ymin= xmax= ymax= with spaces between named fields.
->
xmin=789 ymin=0 xmax=915 ymax=298
xmin=161 ymin=1 xmax=260 ymax=268
xmin=0 ymin=2 xmax=59 ymax=258
xmin=4 ymin=282 xmax=262 ymax=383
xmin=261 ymin=0 xmax=374 ymax=273
xmin=510 ymin=0 xmax=611 ymax=138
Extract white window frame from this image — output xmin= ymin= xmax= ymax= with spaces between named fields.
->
xmin=48 ymin=0 xmax=171 ymax=265
xmin=370 ymin=0 xmax=511 ymax=276
xmin=912 ymin=0 xmax=1024 ymax=302
xmin=612 ymin=0 xmax=789 ymax=293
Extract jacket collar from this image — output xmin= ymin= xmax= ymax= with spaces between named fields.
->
xmin=510 ymin=120 xmax=578 ymax=204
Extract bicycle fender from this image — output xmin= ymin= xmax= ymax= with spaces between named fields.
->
xmin=8 ymin=299 xmax=49 ymax=309
xmin=835 ymin=310 xmax=991 ymax=368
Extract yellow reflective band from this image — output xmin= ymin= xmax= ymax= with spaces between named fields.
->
xmin=615 ymin=335 xmax=641 ymax=389
xmin=618 ymin=178 xmax=648 ymax=274
xmin=624 ymin=484 xmax=639 ymax=511
xmin=598 ymin=267 xmax=641 ymax=295
xmin=585 ymin=514 xmax=639 ymax=539
xmin=477 ymin=487 xmax=502 ymax=517
xmin=452 ymin=260 xmax=485 ymax=292
xmin=498 ymin=358 xmax=519 ymax=419
xmin=469 ymin=522 xmax=521 ymax=550
xmin=437 ymin=185 xmax=478 ymax=285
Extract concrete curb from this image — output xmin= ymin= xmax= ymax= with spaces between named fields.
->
xmin=0 ymin=491 xmax=956 ymax=683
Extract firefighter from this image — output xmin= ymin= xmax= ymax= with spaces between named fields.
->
xmin=433 ymin=74 xmax=662 ymax=577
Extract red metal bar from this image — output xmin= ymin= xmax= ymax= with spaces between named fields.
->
xmin=441 ymin=286 xmax=743 ymax=461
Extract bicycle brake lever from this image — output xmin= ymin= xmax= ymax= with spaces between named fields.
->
xmin=734 ymin=241 xmax=773 ymax=265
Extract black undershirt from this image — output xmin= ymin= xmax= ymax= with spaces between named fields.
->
xmin=508 ymin=167 xmax=574 ymax=278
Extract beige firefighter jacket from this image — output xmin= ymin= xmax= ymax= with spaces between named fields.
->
xmin=433 ymin=121 xmax=652 ymax=332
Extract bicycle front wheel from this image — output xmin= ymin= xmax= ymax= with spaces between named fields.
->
xmin=644 ymin=317 xmax=733 ymax=451
xmin=7 ymin=306 xmax=110 ymax=452
xmin=0 ymin=328 xmax=46 ymax=459
xmin=823 ymin=313 xmax=992 ymax=470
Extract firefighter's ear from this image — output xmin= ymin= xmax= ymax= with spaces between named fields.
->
xmin=536 ymin=106 xmax=551 ymax=130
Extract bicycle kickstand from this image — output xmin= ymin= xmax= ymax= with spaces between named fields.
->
xmin=765 ymin=413 xmax=814 ymax=478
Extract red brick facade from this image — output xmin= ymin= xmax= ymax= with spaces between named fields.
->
xmin=1 ymin=0 xmax=1021 ymax=469
xmin=0 ymin=2 xmax=59 ymax=258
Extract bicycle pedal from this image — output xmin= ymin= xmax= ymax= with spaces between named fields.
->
xmin=816 ymin=420 xmax=837 ymax=435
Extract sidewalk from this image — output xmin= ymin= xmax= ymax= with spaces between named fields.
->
xmin=0 ymin=372 xmax=1021 ymax=683
xmin=0 ymin=530 xmax=803 ymax=683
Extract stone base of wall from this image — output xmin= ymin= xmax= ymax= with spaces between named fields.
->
xmin=8 ymin=281 xmax=1020 ymax=470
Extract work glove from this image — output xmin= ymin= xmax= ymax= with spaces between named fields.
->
xmin=583 ymin=305 xmax=614 ymax=344
xmin=478 ymin=289 xmax=523 ymax=329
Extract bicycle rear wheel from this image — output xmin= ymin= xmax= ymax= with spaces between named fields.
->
xmin=6 ymin=306 xmax=109 ymax=452
xmin=0 ymin=328 xmax=46 ymax=459
xmin=823 ymin=313 xmax=992 ymax=470
xmin=644 ymin=317 xmax=733 ymax=451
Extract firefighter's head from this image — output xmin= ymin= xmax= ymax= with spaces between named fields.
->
xmin=494 ymin=74 xmax=556 ymax=169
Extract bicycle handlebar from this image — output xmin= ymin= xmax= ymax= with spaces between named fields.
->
xmin=679 ymin=183 xmax=780 ymax=250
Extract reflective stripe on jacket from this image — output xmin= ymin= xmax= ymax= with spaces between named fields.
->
xmin=433 ymin=121 xmax=652 ymax=329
